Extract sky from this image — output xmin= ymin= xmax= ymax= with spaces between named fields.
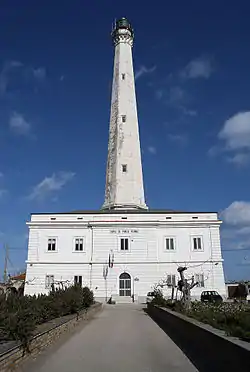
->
xmin=0 ymin=0 xmax=250 ymax=282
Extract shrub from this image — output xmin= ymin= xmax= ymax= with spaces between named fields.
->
xmin=186 ymin=302 xmax=250 ymax=341
xmin=81 ymin=286 xmax=94 ymax=308
xmin=150 ymin=294 xmax=250 ymax=341
xmin=5 ymin=309 xmax=36 ymax=355
xmin=151 ymin=289 xmax=168 ymax=307
xmin=0 ymin=285 xmax=94 ymax=353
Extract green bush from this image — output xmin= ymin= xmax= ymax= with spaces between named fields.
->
xmin=151 ymin=289 xmax=168 ymax=307
xmin=0 ymin=285 xmax=94 ymax=353
xmin=150 ymin=294 xmax=250 ymax=341
xmin=186 ymin=302 xmax=250 ymax=341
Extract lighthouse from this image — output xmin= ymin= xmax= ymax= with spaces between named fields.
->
xmin=24 ymin=18 xmax=226 ymax=304
xmin=102 ymin=18 xmax=148 ymax=210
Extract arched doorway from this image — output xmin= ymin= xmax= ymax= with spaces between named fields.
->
xmin=119 ymin=272 xmax=131 ymax=296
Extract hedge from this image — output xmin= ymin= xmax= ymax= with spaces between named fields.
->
xmin=151 ymin=290 xmax=250 ymax=341
xmin=0 ymin=285 xmax=94 ymax=354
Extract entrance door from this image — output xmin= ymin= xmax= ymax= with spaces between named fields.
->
xmin=119 ymin=272 xmax=131 ymax=296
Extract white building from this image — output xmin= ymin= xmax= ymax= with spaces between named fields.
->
xmin=24 ymin=18 xmax=226 ymax=303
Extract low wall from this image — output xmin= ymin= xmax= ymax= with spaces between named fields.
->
xmin=0 ymin=303 xmax=102 ymax=372
xmin=147 ymin=304 xmax=250 ymax=372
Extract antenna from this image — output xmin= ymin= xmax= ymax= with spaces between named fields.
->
xmin=3 ymin=243 xmax=9 ymax=283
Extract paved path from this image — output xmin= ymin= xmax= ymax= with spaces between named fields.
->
xmin=22 ymin=304 xmax=197 ymax=372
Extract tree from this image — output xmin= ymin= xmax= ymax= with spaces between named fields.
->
xmin=177 ymin=267 xmax=198 ymax=310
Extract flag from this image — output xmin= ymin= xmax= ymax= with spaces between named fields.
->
xmin=111 ymin=250 xmax=114 ymax=268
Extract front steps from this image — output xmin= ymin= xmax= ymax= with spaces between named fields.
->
xmin=112 ymin=295 xmax=133 ymax=304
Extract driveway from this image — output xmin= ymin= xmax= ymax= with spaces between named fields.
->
xmin=21 ymin=304 xmax=197 ymax=372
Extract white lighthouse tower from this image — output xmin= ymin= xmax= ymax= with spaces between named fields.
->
xmin=24 ymin=17 xmax=226 ymax=303
xmin=102 ymin=18 xmax=148 ymax=210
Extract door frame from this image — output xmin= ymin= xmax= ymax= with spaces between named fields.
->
xmin=117 ymin=271 xmax=133 ymax=297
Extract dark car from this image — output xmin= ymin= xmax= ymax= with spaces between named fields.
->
xmin=201 ymin=291 xmax=223 ymax=303
xmin=146 ymin=291 xmax=155 ymax=303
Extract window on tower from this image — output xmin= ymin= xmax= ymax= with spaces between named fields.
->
xmin=122 ymin=164 xmax=127 ymax=172
xmin=121 ymin=73 xmax=125 ymax=80
xmin=121 ymin=115 xmax=126 ymax=123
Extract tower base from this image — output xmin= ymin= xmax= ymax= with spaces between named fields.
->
xmin=101 ymin=203 xmax=148 ymax=211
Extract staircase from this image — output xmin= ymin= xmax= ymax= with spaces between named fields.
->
xmin=112 ymin=295 xmax=133 ymax=304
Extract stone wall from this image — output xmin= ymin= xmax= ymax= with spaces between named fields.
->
xmin=0 ymin=303 xmax=102 ymax=372
xmin=147 ymin=304 xmax=250 ymax=372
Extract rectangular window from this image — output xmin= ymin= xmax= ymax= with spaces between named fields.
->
xmin=74 ymin=238 xmax=84 ymax=251
xmin=121 ymin=73 xmax=125 ymax=80
xmin=47 ymin=238 xmax=56 ymax=251
xmin=122 ymin=164 xmax=127 ymax=173
xmin=121 ymin=115 xmax=126 ymax=123
xmin=74 ymin=275 xmax=82 ymax=287
xmin=195 ymin=274 xmax=205 ymax=287
xmin=166 ymin=238 xmax=175 ymax=250
xmin=120 ymin=238 xmax=129 ymax=251
xmin=45 ymin=275 xmax=54 ymax=289
xmin=193 ymin=237 xmax=202 ymax=250
xmin=166 ymin=275 xmax=176 ymax=287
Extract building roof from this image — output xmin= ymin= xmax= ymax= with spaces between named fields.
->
xmin=31 ymin=209 xmax=217 ymax=215
xmin=10 ymin=273 xmax=26 ymax=281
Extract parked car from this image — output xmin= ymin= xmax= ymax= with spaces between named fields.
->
xmin=201 ymin=291 xmax=223 ymax=303
xmin=146 ymin=291 xmax=155 ymax=303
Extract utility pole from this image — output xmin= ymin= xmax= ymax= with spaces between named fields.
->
xmin=3 ymin=244 xmax=9 ymax=283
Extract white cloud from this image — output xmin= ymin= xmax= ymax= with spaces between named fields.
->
xmin=210 ymin=112 xmax=250 ymax=167
xmin=27 ymin=171 xmax=75 ymax=201
xmin=33 ymin=67 xmax=46 ymax=81
xmin=227 ymin=153 xmax=250 ymax=167
xmin=181 ymin=107 xmax=197 ymax=117
xmin=238 ymin=227 xmax=250 ymax=235
xmin=169 ymin=86 xmax=185 ymax=104
xmin=0 ymin=172 xmax=4 ymax=178
xmin=220 ymin=202 xmax=250 ymax=252
xmin=168 ymin=133 xmax=188 ymax=145
xmin=207 ymin=145 xmax=221 ymax=157
xmin=0 ymin=60 xmax=23 ymax=96
xmin=218 ymin=112 xmax=250 ymax=150
xmin=147 ymin=146 xmax=157 ymax=154
xmin=135 ymin=65 xmax=156 ymax=80
xmin=180 ymin=56 xmax=213 ymax=79
xmin=0 ymin=61 xmax=47 ymax=97
xmin=9 ymin=112 xmax=31 ymax=136
xmin=165 ymin=87 xmax=197 ymax=118
xmin=221 ymin=201 xmax=250 ymax=226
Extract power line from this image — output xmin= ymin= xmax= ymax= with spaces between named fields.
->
xmin=222 ymin=248 xmax=250 ymax=252
xmin=6 ymin=247 xmax=27 ymax=251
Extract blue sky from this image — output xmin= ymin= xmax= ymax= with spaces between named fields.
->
xmin=0 ymin=1 xmax=250 ymax=281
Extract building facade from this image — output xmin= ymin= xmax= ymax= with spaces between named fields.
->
xmin=24 ymin=18 xmax=226 ymax=302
